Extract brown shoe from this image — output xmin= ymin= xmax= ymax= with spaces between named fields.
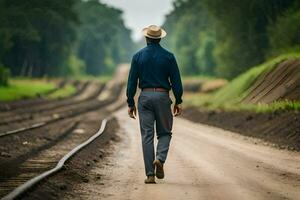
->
xmin=153 ymin=159 xmax=164 ymax=179
xmin=144 ymin=176 xmax=156 ymax=184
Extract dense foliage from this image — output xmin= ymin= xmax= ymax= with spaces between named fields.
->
xmin=163 ymin=0 xmax=300 ymax=79
xmin=75 ymin=0 xmax=133 ymax=75
xmin=0 ymin=0 xmax=134 ymax=77
xmin=0 ymin=66 xmax=9 ymax=86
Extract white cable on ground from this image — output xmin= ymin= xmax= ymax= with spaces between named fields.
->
xmin=2 ymin=118 xmax=108 ymax=200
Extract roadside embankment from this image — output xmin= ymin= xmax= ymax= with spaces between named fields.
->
xmin=183 ymin=54 xmax=300 ymax=151
xmin=182 ymin=107 xmax=300 ymax=151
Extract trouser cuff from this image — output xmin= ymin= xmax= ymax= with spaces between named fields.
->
xmin=146 ymin=172 xmax=155 ymax=176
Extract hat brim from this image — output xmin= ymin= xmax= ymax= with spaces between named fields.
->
xmin=142 ymin=27 xmax=167 ymax=39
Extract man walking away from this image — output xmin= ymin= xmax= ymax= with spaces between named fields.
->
xmin=126 ymin=25 xmax=183 ymax=184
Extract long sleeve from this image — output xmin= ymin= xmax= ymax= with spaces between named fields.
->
xmin=126 ymin=56 xmax=139 ymax=107
xmin=169 ymin=54 xmax=183 ymax=105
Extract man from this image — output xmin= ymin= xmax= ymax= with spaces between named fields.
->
xmin=126 ymin=25 xmax=183 ymax=184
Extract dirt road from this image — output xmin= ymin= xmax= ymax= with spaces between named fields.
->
xmin=66 ymin=106 xmax=300 ymax=200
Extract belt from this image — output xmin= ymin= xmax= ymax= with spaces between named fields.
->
xmin=142 ymin=88 xmax=168 ymax=92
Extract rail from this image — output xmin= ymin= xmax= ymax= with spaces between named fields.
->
xmin=2 ymin=118 xmax=109 ymax=200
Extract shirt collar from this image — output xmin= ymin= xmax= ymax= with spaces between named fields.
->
xmin=147 ymin=43 xmax=161 ymax=47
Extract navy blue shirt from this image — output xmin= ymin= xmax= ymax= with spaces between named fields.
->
xmin=126 ymin=43 xmax=183 ymax=107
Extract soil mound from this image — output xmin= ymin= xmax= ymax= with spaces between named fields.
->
xmin=183 ymin=107 xmax=300 ymax=151
xmin=243 ymin=58 xmax=300 ymax=103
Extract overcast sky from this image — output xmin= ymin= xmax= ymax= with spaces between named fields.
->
xmin=100 ymin=0 xmax=174 ymax=41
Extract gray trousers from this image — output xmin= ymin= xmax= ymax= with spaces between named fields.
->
xmin=138 ymin=91 xmax=173 ymax=176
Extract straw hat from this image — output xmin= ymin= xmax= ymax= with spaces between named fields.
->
xmin=142 ymin=25 xmax=167 ymax=39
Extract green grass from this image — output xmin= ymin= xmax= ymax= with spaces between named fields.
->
xmin=211 ymin=52 xmax=300 ymax=106
xmin=72 ymin=75 xmax=112 ymax=83
xmin=185 ymin=92 xmax=300 ymax=113
xmin=47 ymin=84 xmax=76 ymax=99
xmin=221 ymin=101 xmax=300 ymax=112
xmin=182 ymin=75 xmax=215 ymax=82
xmin=184 ymin=52 xmax=300 ymax=112
xmin=0 ymin=79 xmax=56 ymax=101
xmin=182 ymin=75 xmax=216 ymax=89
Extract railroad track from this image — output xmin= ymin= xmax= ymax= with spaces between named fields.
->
xmin=0 ymin=85 xmax=126 ymax=199
xmin=0 ymin=82 xmax=123 ymax=137
xmin=0 ymin=80 xmax=84 ymax=118
xmin=0 ymin=64 xmax=129 ymax=199
xmin=0 ymin=118 xmax=110 ymax=200
xmin=0 ymin=79 xmax=85 ymax=112
xmin=0 ymin=81 xmax=104 ymax=128
xmin=0 ymin=81 xmax=102 ymax=125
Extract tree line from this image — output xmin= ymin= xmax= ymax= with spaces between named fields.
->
xmin=163 ymin=0 xmax=300 ymax=79
xmin=0 ymin=0 xmax=134 ymax=77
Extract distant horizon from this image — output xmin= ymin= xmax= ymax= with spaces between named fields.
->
xmin=100 ymin=0 xmax=174 ymax=42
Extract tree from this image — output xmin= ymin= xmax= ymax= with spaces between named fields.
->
xmin=163 ymin=0 xmax=215 ymax=76
xmin=268 ymin=2 xmax=300 ymax=55
xmin=203 ymin=0 xmax=298 ymax=78
xmin=75 ymin=0 xmax=134 ymax=75
xmin=0 ymin=0 xmax=134 ymax=77
xmin=163 ymin=0 xmax=299 ymax=79
xmin=1 ymin=0 xmax=78 ymax=77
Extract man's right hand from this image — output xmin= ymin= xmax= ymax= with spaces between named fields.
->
xmin=173 ymin=104 xmax=182 ymax=117
xmin=128 ymin=106 xmax=137 ymax=119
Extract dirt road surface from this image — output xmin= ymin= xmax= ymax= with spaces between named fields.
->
xmin=69 ymin=107 xmax=300 ymax=200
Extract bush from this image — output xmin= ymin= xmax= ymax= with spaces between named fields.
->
xmin=0 ymin=65 xmax=10 ymax=86
xmin=67 ymin=54 xmax=86 ymax=76
xmin=268 ymin=9 xmax=300 ymax=55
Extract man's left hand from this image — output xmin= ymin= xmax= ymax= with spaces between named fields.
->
xmin=173 ymin=104 xmax=182 ymax=117
xmin=128 ymin=106 xmax=137 ymax=119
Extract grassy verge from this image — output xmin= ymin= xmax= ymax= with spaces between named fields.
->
xmin=47 ymin=84 xmax=76 ymax=99
xmin=184 ymin=52 xmax=300 ymax=112
xmin=185 ymin=92 xmax=300 ymax=112
xmin=182 ymin=75 xmax=214 ymax=82
xmin=72 ymin=75 xmax=112 ymax=84
xmin=0 ymin=79 xmax=56 ymax=101
xmin=0 ymin=74 xmax=111 ymax=102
